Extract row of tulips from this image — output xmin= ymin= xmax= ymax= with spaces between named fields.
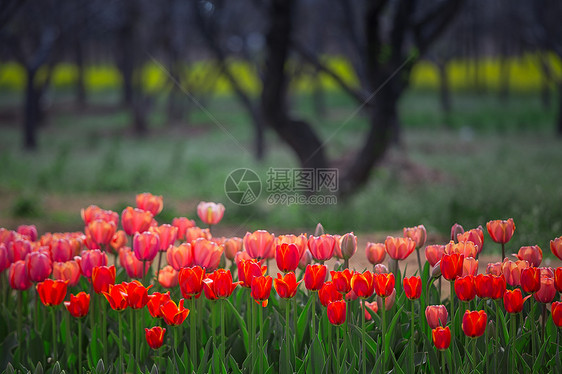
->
xmin=1 ymin=194 xmax=562 ymax=373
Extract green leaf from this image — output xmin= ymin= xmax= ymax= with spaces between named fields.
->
xmin=532 ymin=335 xmax=550 ymax=372
xmin=226 ymin=298 xmax=249 ymax=354
xmin=297 ymin=296 xmax=313 ymax=351
xmin=389 ymin=345 xmax=405 ymax=374
xmin=496 ymin=302 xmax=510 ymax=344
xmin=228 ymin=355 xmax=243 ymax=374
xmin=421 ymin=330 xmax=440 ymax=372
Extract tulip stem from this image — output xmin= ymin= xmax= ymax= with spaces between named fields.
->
xmin=285 ymin=300 xmax=290 ymax=372
xmin=472 ymin=337 xmax=477 ymax=363
xmin=510 ymin=313 xmax=516 ymax=371
xmin=501 ymin=243 xmax=505 ymax=262
xmin=382 ymin=297 xmax=387 ymax=370
xmin=129 ymin=309 xmax=134 ymax=361
xmin=100 ymin=296 xmax=108 ymax=364
xmin=78 ymin=317 xmax=83 ymax=374
xmin=190 ymin=297 xmax=197 ymax=370
xmin=361 ymin=299 xmax=367 ymax=374
xmin=156 ymin=252 xmax=163 ymax=287
xmin=64 ymin=310 xmax=71 ymax=367
xmin=51 ymin=307 xmax=57 ymax=360
xmin=220 ymin=299 xmax=226 ymax=367
xmin=16 ymin=291 xmax=22 ymax=363
xmin=541 ymin=303 xmax=547 ymax=344
xmin=259 ymin=303 xmax=264 ymax=374
xmin=449 ymin=281 xmax=455 ymax=335
xmin=293 ymin=296 xmax=297 ymax=361
xmin=118 ymin=311 xmax=124 ymax=373
xmin=336 ymin=325 xmax=341 ymax=372
xmin=173 ymin=327 xmax=180 ymax=373
xmin=531 ymin=299 xmax=536 ymax=362
xmin=416 ymin=248 xmax=422 ymax=277
xmin=410 ymin=300 xmax=415 ymax=372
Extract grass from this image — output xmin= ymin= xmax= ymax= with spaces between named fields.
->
xmin=0 ymin=88 xmax=561 ymax=254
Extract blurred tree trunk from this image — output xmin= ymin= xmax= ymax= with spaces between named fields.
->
xmin=23 ymin=67 xmax=40 ymax=150
xmin=312 ymin=69 xmax=326 ymax=118
xmin=74 ymin=41 xmax=86 ymax=107
xmin=438 ymin=61 xmax=452 ymax=116
xmin=166 ymin=53 xmax=186 ymax=126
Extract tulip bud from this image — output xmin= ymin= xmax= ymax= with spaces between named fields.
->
xmin=377 ymin=289 xmax=396 ymax=311
xmin=298 ymin=250 xmax=312 ymax=270
xmin=314 ymin=223 xmax=325 ymax=237
xmin=431 ymin=263 xmax=442 ymax=278
xmin=450 ymin=223 xmax=464 ymax=243
xmin=339 ymin=233 xmax=357 ymax=259
xmin=374 ymin=264 xmax=389 ymax=274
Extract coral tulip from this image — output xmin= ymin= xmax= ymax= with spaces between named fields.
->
xmin=503 ymin=289 xmax=528 ymax=314
xmin=172 ymin=217 xmax=196 ymax=240
xmin=203 ymin=269 xmax=239 ymax=299
xmin=178 ymin=266 xmax=206 ymax=298
xmin=304 ymin=264 xmax=328 ymax=291
xmin=50 ymin=238 xmax=73 ymax=262
xmin=238 ymin=258 xmax=266 ymax=288
xmin=373 ymin=272 xmax=395 ymax=298
xmin=440 ymin=253 xmax=464 ymax=281
xmin=197 ymin=201 xmax=225 ymax=226
xmin=223 ymin=237 xmax=243 ymax=261
xmin=275 ymin=243 xmax=300 ymax=273
xmin=276 ymin=234 xmax=308 ymax=258
xmin=0 ymin=244 xmax=8 ymax=273
xmin=445 ymin=240 xmax=478 ymax=259
xmin=120 ymin=247 xmax=151 ymax=279
xmin=454 ymin=275 xmax=476 ymax=302
xmin=145 ymin=326 xmax=166 ymax=349
xmin=486 ymin=218 xmax=515 ymax=244
xmin=350 ymin=271 xmax=375 ymax=298
xmin=555 ymin=267 xmax=562 ymax=292
xmin=327 ymin=300 xmax=347 ymax=326
xmin=87 ymin=219 xmax=116 ymax=246
xmin=147 ymin=292 xmax=171 ymax=318
xmin=339 ymin=232 xmax=357 ymax=259
xmin=110 ymin=230 xmax=128 ymax=252
xmin=136 ymin=193 xmax=163 ymax=216
xmin=52 ymin=260 xmax=81 ymax=287
xmin=8 ymin=238 xmax=31 ymax=263
xmin=475 ymin=274 xmax=506 ymax=299
xmin=551 ymin=236 xmax=562 ymax=261
xmin=502 ymin=259 xmax=529 ymax=287
xmin=533 ymin=277 xmax=556 ymax=303
xmin=151 ymin=224 xmax=178 ymax=251
xmin=167 ymin=243 xmax=193 ymax=271
xmin=385 ymin=236 xmax=415 ymax=260
xmin=160 ymin=299 xmax=190 ymax=326
xmin=65 ymin=292 xmax=90 ymax=318
xmin=185 ymin=227 xmax=211 ymax=244
xmin=103 ymin=283 xmax=129 ymax=311
xmin=552 ymin=302 xmax=562 ymax=327
xmin=9 ymin=260 xmax=31 ymax=290
xmin=26 ymin=250 xmax=52 ymax=282
xmin=79 ymin=249 xmax=108 ymax=278
xmin=191 ymin=238 xmax=223 ymax=272
xmin=133 ymin=231 xmax=160 ymax=262
xmin=521 ymin=267 xmax=541 ymax=293
xmin=274 ymin=272 xmax=301 ymax=298
xmin=403 ymin=276 xmax=422 ymax=300
xmin=37 ymin=279 xmax=68 ymax=306
xmin=331 ymin=269 xmax=354 ymax=294
xmin=363 ymin=301 xmax=378 ymax=321
xmin=425 ymin=245 xmax=445 ymax=267
xmin=307 ymin=234 xmax=336 ymax=261
xmin=457 ymin=227 xmax=484 ymax=254
xmin=403 ymin=225 xmax=427 ymax=249
xmin=92 ymin=265 xmax=116 ymax=294
xmin=244 ymin=230 xmax=275 ymax=260
xmin=462 ymin=310 xmax=487 ymax=338
xmin=486 ymin=261 xmax=503 ymax=276
xmin=158 ymin=266 xmax=178 ymax=288
xmin=432 ymin=326 xmax=451 ymax=350
xmin=514 ymin=245 xmax=542 ymax=267
xmin=365 ymin=242 xmax=386 ymax=265
xmin=425 ymin=305 xmax=448 ymax=329
xmin=319 ymin=281 xmax=343 ymax=307
xmin=121 ymin=207 xmax=153 ymax=236
xmin=251 ymin=275 xmax=273 ymax=307
xmin=462 ymin=257 xmax=478 ymax=276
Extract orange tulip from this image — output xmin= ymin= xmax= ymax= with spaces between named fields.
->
xmin=150 ymin=224 xmax=178 ymax=251
xmin=486 ymin=218 xmax=515 ymax=244
xmin=223 ymin=237 xmax=243 ymax=261
xmin=50 ymin=238 xmax=73 ymax=262
xmin=403 ymin=225 xmax=427 ymax=249
xmin=276 ymin=234 xmax=307 ymax=259
xmin=160 ymin=299 xmax=190 ymax=326
xmin=457 ymin=227 xmax=484 ymax=254
xmin=440 ymin=253 xmax=464 ymax=281
xmin=514 ymin=246 xmax=542 ymax=267
xmin=78 ymin=249 xmax=108 ymax=278
xmin=533 ymin=277 xmax=556 ymax=303
xmin=425 ymin=305 xmax=448 ymax=329
xmin=330 ymin=269 xmax=354 ymax=294
xmin=197 ymin=201 xmax=225 ymax=226
xmin=92 ymin=265 xmax=116 ymax=294
xmin=178 ymin=266 xmax=206 ymax=298
xmin=454 ymin=275 xmax=476 ymax=301
xmin=502 ymin=259 xmax=529 ymax=287
xmin=172 ymin=217 xmax=196 ymax=240
xmin=462 ymin=310 xmax=487 ymax=338
xmin=244 ymin=230 xmax=275 ymax=260
xmin=307 ymin=234 xmax=336 ymax=261
xmin=158 ymin=266 xmax=178 ymax=288
xmin=145 ymin=326 xmax=166 ymax=349
xmin=251 ymin=275 xmax=273 ymax=307
xmin=185 ymin=227 xmax=211 ymax=244
xmin=37 ymin=279 xmax=68 ymax=306
xmin=103 ymin=283 xmax=129 ymax=311
xmin=425 ymin=245 xmax=445 ymax=267
xmin=203 ymin=269 xmax=239 ymax=299
xmin=552 ymin=302 xmax=562 ymax=327
xmin=319 ymin=281 xmax=343 ymax=307
xmin=238 ymin=258 xmax=266 ymax=288
xmin=275 ymin=243 xmax=300 ymax=273
xmin=26 ymin=250 xmax=52 ymax=282
xmin=121 ymin=207 xmax=153 ymax=236
xmin=192 ymin=238 xmax=223 ymax=272
xmin=475 ymin=274 xmax=505 ymax=300
xmin=555 ymin=267 xmax=562 ymax=292
xmin=403 ymin=276 xmax=422 ymax=300
xmin=167 ymin=243 xmax=193 ymax=271
xmin=87 ymin=219 xmax=116 ymax=246
xmin=521 ymin=267 xmax=541 ymax=293
xmin=551 ymin=236 xmax=562 ymax=261
xmin=385 ymin=236 xmax=415 ymax=260
xmin=350 ymin=271 xmax=375 ymax=298
xmin=503 ymin=289 xmax=529 ymax=314
xmin=110 ymin=230 xmax=128 ymax=252
xmin=136 ymin=192 xmax=164 ymax=217
xmin=52 ymin=260 xmax=81 ymax=287
xmin=462 ymin=257 xmax=478 ymax=276
xmin=445 ymin=240 xmax=478 ymax=259
xmin=365 ymin=242 xmax=386 ymax=265
xmin=304 ymin=264 xmax=327 ymax=291
xmin=65 ymin=292 xmax=90 ymax=318
xmin=327 ymin=300 xmax=347 ymax=326
xmin=147 ymin=292 xmax=171 ymax=318
xmin=373 ymin=272 xmax=395 ymax=298
xmin=274 ymin=272 xmax=301 ymax=298
xmin=432 ymin=326 xmax=451 ymax=350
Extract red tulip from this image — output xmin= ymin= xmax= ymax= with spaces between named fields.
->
xmin=52 ymin=260 xmax=81 ymax=287
xmin=158 ymin=266 xmax=178 ymax=288
xmin=403 ymin=276 xmax=422 ymax=300
xmin=502 ymin=259 xmax=529 ymax=287
xmin=172 ymin=217 xmax=196 ymax=240
xmin=330 ymin=269 xmax=354 ymax=294
xmin=126 ymin=280 xmax=153 ymax=309
xmin=521 ymin=267 xmax=541 ymax=293
xmin=327 ymin=300 xmax=346 ymax=326
xmin=457 ymin=227 xmax=484 ymax=254
xmin=78 ymin=249 xmax=108 ymax=278
xmin=119 ymin=247 xmax=151 ymax=279
xmin=425 ymin=245 xmax=445 ymax=267
xmin=552 ymin=302 xmax=562 ymax=327
xmin=223 ymin=237 xmax=243 ymax=261
xmin=151 ymin=224 xmax=178 ymax=251
xmin=486 ymin=218 xmax=515 ymax=244
xmin=373 ymin=272 xmax=395 ymax=298
xmin=203 ymin=269 xmax=239 ymax=299
xmin=551 ymin=236 xmax=562 ymax=261
xmin=274 ymin=272 xmax=301 ymax=299
xmin=462 ymin=310 xmax=487 ymax=338
xmin=244 ymin=230 xmax=275 ymax=260
xmin=197 ymin=201 xmax=225 ymax=225
xmin=276 ymin=234 xmax=308 ymax=259
xmin=17 ymin=225 xmax=38 ymax=241
xmin=475 ymin=274 xmax=506 ymax=300
xmin=533 ymin=277 xmax=556 ymax=303
xmin=167 ymin=243 xmax=193 ymax=271
xmin=251 ymin=275 xmax=273 ymax=307
xmin=37 ymin=279 xmax=68 ymax=306
xmin=121 ymin=207 xmax=153 ymax=236
xmin=503 ymin=289 xmax=529 ymax=314
xmin=514 ymin=246 xmax=542 ymax=267
xmin=50 ymin=238 xmax=73 ymax=262
xmin=92 ymin=265 xmax=116 ymax=294
xmin=319 ymin=281 xmax=343 ymax=307
xmin=133 ymin=231 xmax=160 ymax=262
xmin=87 ymin=219 xmax=116 ymax=246
xmin=178 ymin=266 xmax=206 ymax=298
xmin=238 ymin=258 xmax=266 ymax=288
xmin=365 ymin=242 xmax=386 ymax=265
xmin=26 ymin=250 xmax=52 ymax=282
xmin=160 ymin=299 xmax=190 ymax=326
xmin=555 ymin=267 xmax=562 ymax=292
xmin=0 ymin=244 xmax=9 ymax=273
xmin=350 ymin=270 xmax=375 ymax=298
xmin=275 ymin=243 xmax=299 ymax=273
xmin=65 ymin=292 xmax=90 ymax=318
xmin=304 ymin=264 xmax=327 ymax=291
xmin=147 ymin=292 xmax=171 ymax=318
xmin=145 ymin=326 xmax=166 ymax=349
xmin=403 ymin=225 xmax=427 ymax=249
xmin=425 ymin=305 xmax=448 ymax=329
xmin=110 ymin=230 xmax=128 ymax=252
xmin=136 ymin=193 xmax=163 ymax=216
xmin=191 ymin=238 xmax=223 ymax=272
xmin=440 ymin=253 xmax=464 ymax=281
xmin=432 ymin=326 xmax=451 ymax=350
xmin=385 ymin=236 xmax=415 ymax=260
xmin=454 ymin=275 xmax=476 ymax=302
xmin=103 ymin=283 xmax=129 ymax=311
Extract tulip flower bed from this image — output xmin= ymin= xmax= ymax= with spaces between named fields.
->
xmin=2 ymin=193 xmax=562 ymax=373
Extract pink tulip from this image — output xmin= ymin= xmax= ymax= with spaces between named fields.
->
xmin=8 ymin=238 xmax=31 ymax=263
xmin=172 ymin=217 xmax=196 ymax=240
xmin=502 ymin=259 xmax=529 ymax=287
xmin=366 ymin=242 xmax=386 ymax=265
xmin=534 ymin=277 xmax=556 ymax=303
xmin=192 ymin=238 xmax=223 ymax=272
xmin=121 ymin=207 xmax=153 ymax=236
xmin=133 ymin=231 xmax=160 ymax=262
xmin=120 ymin=247 xmax=151 ymax=279
xmin=53 ymin=260 xmax=81 ymax=287
xmin=25 ymin=250 xmax=52 ymax=282
xmin=78 ymin=249 xmax=108 ymax=278
xmin=374 ymin=264 xmax=390 ymax=274
xmin=17 ymin=225 xmax=37 ymax=241
xmin=166 ymin=243 xmax=193 ymax=271
xmin=308 ymin=234 xmax=336 ymax=261
xmin=457 ymin=227 xmax=484 ymax=254
xmin=339 ymin=233 xmax=357 ymax=259
xmin=462 ymin=257 xmax=478 ymax=276
xmin=426 ymin=305 xmax=448 ymax=329
xmin=385 ymin=236 xmax=415 ymax=260
xmin=425 ymin=245 xmax=445 ymax=267
xmin=403 ymin=225 xmax=427 ymax=249
xmin=298 ymin=250 xmax=313 ymax=270
xmin=244 ymin=230 xmax=275 ymax=260
xmin=486 ymin=262 xmax=502 ymax=276
xmin=0 ymin=244 xmax=9 ymax=273
xmin=9 ymin=260 xmax=32 ymax=290
xmin=50 ymin=238 xmax=73 ymax=262
xmin=197 ymin=201 xmax=225 ymax=226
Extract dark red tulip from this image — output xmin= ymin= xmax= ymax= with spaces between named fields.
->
xmin=327 ymin=300 xmax=346 ymax=326
xmin=64 ymin=292 xmax=90 ymax=318
xmin=454 ymin=275 xmax=476 ymax=302
xmin=462 ymin=310 xmax=487 ymax=338
xmin=432 ymin=326 xmax=451 ymax=350
xmin=521 ymin=267 xmax=541 ymax=293
xmin=145 ymin=326 xmax=166 ymax=349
